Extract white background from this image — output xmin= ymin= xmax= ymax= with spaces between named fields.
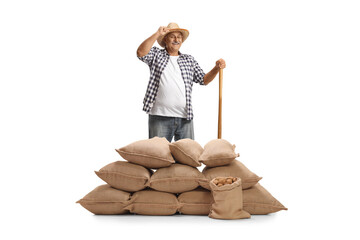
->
xmin=1 ymin=0 xmax=359 ymax=239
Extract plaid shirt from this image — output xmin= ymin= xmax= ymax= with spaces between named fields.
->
xmin=138 ymin=46 xmax=205 ymax=120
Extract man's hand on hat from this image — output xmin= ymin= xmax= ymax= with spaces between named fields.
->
xmin=216 ymin=59 xmax=226 ymax=70
xmin=157 ymin=26 xmax=170 ymax=36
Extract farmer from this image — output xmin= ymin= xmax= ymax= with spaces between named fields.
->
xmin=137 ymin=23 xmax=226 ymax=142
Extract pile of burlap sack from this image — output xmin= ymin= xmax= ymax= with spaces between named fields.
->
xmin=77 ymin=137 xmax=287 ymax=220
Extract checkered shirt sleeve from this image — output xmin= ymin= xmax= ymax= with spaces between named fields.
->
xmin=192 ymin=57 xmax=205 ymax=85
xmin=137 ymin=46 xmax=159 ymax=66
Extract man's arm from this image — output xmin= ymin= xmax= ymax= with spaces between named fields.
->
xmin=137 ymin=26 xmax=169 ymax=57
xmin=203 ymin=59 xmax=226 ymax=85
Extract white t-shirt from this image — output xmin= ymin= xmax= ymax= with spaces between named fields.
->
xmin=149 ymin=55 xmax=187 ymax=118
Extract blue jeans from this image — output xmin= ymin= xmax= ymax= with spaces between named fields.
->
xmin=148 ymin=114 xmax=194 ymax=142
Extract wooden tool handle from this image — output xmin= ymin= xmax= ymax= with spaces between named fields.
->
xmin=218 ymin=68 xmax=223 ymax=139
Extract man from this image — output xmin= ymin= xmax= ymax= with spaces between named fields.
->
xmin=137 ymin=23 xmax=226 ymax=142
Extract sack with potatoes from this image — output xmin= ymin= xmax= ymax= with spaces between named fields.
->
xmin=209 ymin=177 xmax=251 ymax=220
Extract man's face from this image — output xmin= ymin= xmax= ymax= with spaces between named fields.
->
xmin=164 ymin=31 xmax=183 ymax=52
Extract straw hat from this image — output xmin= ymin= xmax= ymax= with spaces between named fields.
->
xmin=157 ymin=23 xmax=189 ymax=48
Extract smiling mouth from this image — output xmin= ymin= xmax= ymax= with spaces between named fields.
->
xmin=172 ymin=42 xmax=180 ymax=45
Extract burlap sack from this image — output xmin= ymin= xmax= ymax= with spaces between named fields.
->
xmin=199 ymin=139 xmax=239 ymax=167
xmin=243 ymin=183 xmax=288 ymax=214
xmin=150 ymin=163 xmax=206 ymax=193
xmin=76 ymin=184 xmax=131 ymax=215
xmin=209 ymin=177 xmax=251 ymax=220
xmin=178 ymin=187 xmax=213 ymax=215
xmin=95 ymin=161 xmax=152 ymax=192
xmin=124 ymin=190 xmax=178 ymax=215
xmin=169 ymin=139 xmax=203 ymax=167
xmin=115 ymin=137 xmax=175 ymax=169
xmin=200 ymin=160 xmax=262 ymax=190
xmin=177 ymin=184 xmax=287 ymax=215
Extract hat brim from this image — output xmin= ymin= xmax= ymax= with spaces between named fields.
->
xmin=157 ymin=28 xmax=189 ymax=48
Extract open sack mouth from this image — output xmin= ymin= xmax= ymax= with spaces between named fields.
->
xmin=213 ymin=177 xmax=238 ymax=187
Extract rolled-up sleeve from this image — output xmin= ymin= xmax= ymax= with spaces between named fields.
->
xmin=192 ymin=58 xmax=205 ymax=85
xmin=137 ymin=46 xmax=159 ymax=67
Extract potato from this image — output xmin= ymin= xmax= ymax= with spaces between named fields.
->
xmin=226 ymin=178 xmax=233 ymax=184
